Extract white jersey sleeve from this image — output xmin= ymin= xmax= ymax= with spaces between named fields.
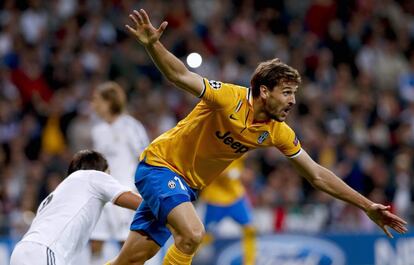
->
xmin=89 ymin=171 xmax=131 ymax=203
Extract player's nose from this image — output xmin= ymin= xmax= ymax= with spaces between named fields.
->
xmin=289 ymin=95 xmax=296 ymax=105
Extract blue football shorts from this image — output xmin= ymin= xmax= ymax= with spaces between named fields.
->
xmin=204 ymin=196 xmax=253 ymax=232
xmin=130 ymin=161 xmax=198 ymax=246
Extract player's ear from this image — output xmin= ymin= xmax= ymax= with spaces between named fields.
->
xmin=259 ymin=85 xmax=269 ymax=99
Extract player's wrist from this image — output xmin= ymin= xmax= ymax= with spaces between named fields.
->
xmin=144 ymin=39 xmax=160 ymax=49
xmin=362 ymin=200 xmax=375 ymax=213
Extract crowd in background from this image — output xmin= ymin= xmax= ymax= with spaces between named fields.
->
xmin=1 ymin=0 xmax=414 ymax=239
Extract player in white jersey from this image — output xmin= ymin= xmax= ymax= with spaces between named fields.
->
xmin=10 ymin=150 xmax=142 ymax=265
xmin=89 ymin=81 xmax=149 ymax=263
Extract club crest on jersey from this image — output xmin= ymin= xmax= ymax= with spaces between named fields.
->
xmin=209 ymin=80 xmax=222 ymax=90
xmin=168 ymin=180 xmax=176 ymax=189
xmin=257 ymin=131 xmax=270 ymax=144
xmin=293 ymin=135 xmax=299 ymax=146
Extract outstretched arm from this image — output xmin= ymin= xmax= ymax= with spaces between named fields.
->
xmin=289 ymin=150 xmax=408 ymax=238
xmin=114 ymin=191 xmax=142 ymax=210
xmin=125 ymin=9 xmax=204 ymax=97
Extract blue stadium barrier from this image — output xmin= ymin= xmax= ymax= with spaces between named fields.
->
xmin=197 ymin=230 xmax=414 ymax=265
xmin=2 ymin=230 xmax=414 ymax=265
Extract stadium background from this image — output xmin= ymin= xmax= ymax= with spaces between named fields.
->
xmin=0 ymin=0 xmax=413 ymax=264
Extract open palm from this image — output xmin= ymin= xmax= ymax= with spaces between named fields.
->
xmin=366 ymin=203 xmax=408 ymax=238
xmin=125 ymin=9 xmax=168 ymax=46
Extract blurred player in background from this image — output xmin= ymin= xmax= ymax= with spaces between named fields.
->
xmin=106 ymin=9 xmax=408 ymax=265
xmin=199 ymin=157 xmax=256 ymax=265
xmin=10 ymin=150 xmax=142 ymax=265
xmin=89 ymin=81 xmax=149 ymax=264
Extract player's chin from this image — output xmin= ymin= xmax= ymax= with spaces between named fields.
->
xmin=270 ymin=113 xmax=286 ymax=122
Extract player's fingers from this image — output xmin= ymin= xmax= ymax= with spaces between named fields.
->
xmin=129 ymin=14 xmax=138 ymax=26
xmin=140 ymin=9 xmax=150 ymax=24
xmin=389 ymin=222 xmax=405 ymax=234
xmin=389 ymin=213 xmax=408 ymax=225
xmin=125 ymin=24 xmax=136 ymax=35
xmin=385 ymin=211 xmax=408 ymax=225
xmin=395 ymin=225 xmax=407 ymax=234
xmin=390 ymin=221 xmax=408 ymax=233
xmin=386 ymin=218 xmax=403 ymax=229
xmin=157 ymin=21 xmax=168 ymax=34
xmin=400 ymin=224 xmax=408 ymax=232
xmin=396 ymin=226 xmax=408 ymax=233
xmin=381 ymin=225 xmax=393 ymax=238
xmin=390 ymin=218 xmax=407 ymax=227
xmin=133 ymin=10 xmax=144 ymax=25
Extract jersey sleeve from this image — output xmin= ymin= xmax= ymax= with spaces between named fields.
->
xmin=199 ymin=78 xmax=240 ymax=109
xmin=273 ymin=122 xmax=302 ymax=158
xmin=89 ymin=171 xmax=132 ymax=203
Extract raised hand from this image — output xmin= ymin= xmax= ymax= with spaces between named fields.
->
xmin=366 ymin=203 xmax=408 ymax=238
xmin=125 ymin=9 xmax=168 ymax=46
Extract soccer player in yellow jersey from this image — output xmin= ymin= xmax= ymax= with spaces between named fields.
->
xmin=200 ymin=157 xmax=256 ymax=265
xmin=108 ymin=9 xmax=408 ymax=265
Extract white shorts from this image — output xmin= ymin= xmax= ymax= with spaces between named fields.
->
xmin=91 ymin=203 xmax=135 ymax=242
xmin=10 ymin=241 xmax=64 ymax=265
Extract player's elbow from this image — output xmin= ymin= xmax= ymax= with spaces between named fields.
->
xmin=306 ymin=167 xmax=327 ymax=190
xmin=308 ymin=166 xmax=336 ymax=193
xmin=165 ymin=73 xmax=180 ymax=84
xmin=166 ymin=72 xmax=187 ymax=87
xmin=168 ymin=65 xmax=196 ymax=84
xmin=309 ymin=175 xmax=326 ymax=190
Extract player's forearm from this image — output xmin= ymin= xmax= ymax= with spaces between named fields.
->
xmin=145 ymin=41 xmax=189 ymax=84
xmin=114 ymin=191 xmax=142 ymax=210
xmin=311 ymin=166 xmax=373 ymax=211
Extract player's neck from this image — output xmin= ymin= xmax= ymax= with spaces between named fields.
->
xmin=104 ymin=114 xmax=119 ymax=124
xmin=252 ymin=97 xmax=270 ymax=123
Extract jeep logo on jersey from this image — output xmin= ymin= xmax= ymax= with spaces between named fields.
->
xmin=209 ymin=80 xmax=222 ymax=89
xmin=216 ymin=131 xmax=249 ymax=153
xmin=167 ymin=180 xmax=176 ymax=189
xmin=257 ymin=131 xmax=270 ymax=144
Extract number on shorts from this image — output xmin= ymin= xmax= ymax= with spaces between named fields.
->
xmin=174 ymin=176 xmax=187 ymax=191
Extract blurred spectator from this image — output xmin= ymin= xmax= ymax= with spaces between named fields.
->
xmin=19 ymin=0 xmax=48 ymax=45
xmin=399 ymin=50 xmax=414 ymax=104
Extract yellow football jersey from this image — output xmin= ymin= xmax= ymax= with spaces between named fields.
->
xmin=200 ymin=157 xmax=246 ymax=205
xmin=140 ymin=78 xmax=302 ymax=189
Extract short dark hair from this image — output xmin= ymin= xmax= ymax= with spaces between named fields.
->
xmin=251 ymin=58 xmax=301 ymax=98
xmin=96 ymin=81 xmax=126 ymax=115
xmin=67 ymin=150 xmax=109 ymax=175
